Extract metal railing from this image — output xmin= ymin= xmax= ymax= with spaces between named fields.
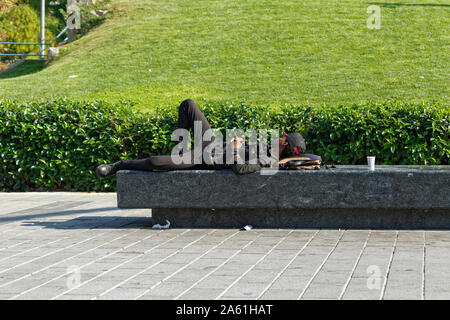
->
xmin=0 ymin=27 xmax=68 ymax=60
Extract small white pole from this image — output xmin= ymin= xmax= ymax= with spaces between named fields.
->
xmin=40 ymin=0 xmax=45 ymax=60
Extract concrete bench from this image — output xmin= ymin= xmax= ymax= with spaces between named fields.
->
xmin=117 ymin=165 xmax=450 ymax=229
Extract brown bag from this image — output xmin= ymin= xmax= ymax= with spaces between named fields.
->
xmin=278 ymin=154 xmax=322 ymax=170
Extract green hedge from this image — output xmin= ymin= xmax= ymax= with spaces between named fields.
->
xmin=0 ymin=100 xmax=448 ymax=191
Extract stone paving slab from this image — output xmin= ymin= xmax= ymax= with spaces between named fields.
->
xmin=0 ymin=192 xmax=449 ymax=300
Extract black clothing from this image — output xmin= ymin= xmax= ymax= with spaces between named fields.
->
xmin=113 ymin=99 xmax=274 ymax=175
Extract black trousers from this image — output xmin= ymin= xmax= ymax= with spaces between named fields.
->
xmin=115 ymin=99 xmax=215 ymax=171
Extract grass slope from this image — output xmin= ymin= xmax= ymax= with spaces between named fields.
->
xmin=0 ymin=0 xmax=449 ymax=111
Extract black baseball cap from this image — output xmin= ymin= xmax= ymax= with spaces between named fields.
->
xmin=282 ymin=131 xmax=306 ymax=155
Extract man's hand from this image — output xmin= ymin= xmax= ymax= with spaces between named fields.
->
xmin=230 ymin=137 xmax=245 ymax=151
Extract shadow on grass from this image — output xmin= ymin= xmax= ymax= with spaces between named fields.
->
xmin=367 ymin=2 xmax=450 ymax=8
xmin=0 ymin=60 xmax=46 ymax=79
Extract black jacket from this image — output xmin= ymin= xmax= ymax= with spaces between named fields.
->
xmin=200 ymin=141 xmax=276 ymax=175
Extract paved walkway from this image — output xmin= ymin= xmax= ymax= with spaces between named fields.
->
xmin=0 ymin=192 xmax=449 ymax=300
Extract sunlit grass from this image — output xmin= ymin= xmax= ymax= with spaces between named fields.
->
xmin=0 ymin=0 xmax=448 ymax=111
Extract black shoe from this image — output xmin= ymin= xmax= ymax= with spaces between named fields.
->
xmin=96 ymin=163 xmax=120 ymax=177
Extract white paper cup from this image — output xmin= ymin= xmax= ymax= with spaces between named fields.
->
xmin=367 ymin=156 xmax=375 ymax=171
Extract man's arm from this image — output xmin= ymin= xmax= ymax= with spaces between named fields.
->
xmin=229 ymin=136 xmax=261 ymax=174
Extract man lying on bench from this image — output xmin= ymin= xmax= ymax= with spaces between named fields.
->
xmin=95 ymin=99 xmax=313 ymax=176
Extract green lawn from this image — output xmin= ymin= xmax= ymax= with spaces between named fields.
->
xmin=0 ymin=0 xmax=448 ymax=111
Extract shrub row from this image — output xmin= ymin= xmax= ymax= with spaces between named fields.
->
xmin=0 ymin=99 xmax=448 ymax=191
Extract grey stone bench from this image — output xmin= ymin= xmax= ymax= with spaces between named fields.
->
xmin=117 ymin=165 xmax=450 ymax=229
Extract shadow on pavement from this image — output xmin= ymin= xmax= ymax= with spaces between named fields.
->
xmin=0 ymin=206 xmax=120 ymax=224
xmin=21 ymin=216 xmax=154 ymax=230
xmin=20 ymin=215 xmax=450 ymax=231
